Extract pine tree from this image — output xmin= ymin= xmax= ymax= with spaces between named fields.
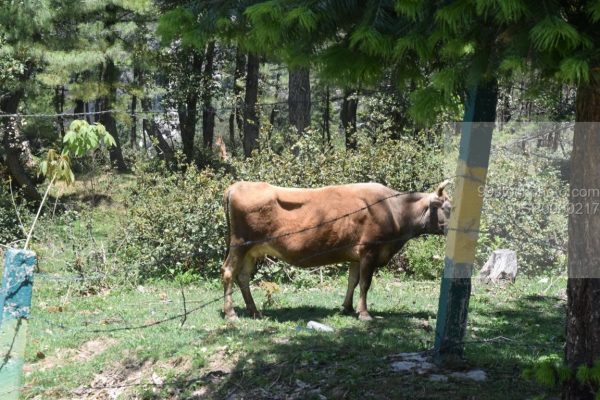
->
xmin=240 ymin=2 xmax=600 ymax=374
xmin=0 ymin=1 xmax=54 ymax=201
xmin=158 ymin=1 xmax=273 ymax=157
xmin=41 ymin=0 xmax=159 ymax=171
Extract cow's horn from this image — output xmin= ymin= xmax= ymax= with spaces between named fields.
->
xmin=436 ymin=179 xmax=451 ymax=196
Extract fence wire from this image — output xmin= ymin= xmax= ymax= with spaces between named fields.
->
xmin=0 ymin=100 xmax=322 ymax=120
xmin=0 ymin=117 xmax=572 ymax=396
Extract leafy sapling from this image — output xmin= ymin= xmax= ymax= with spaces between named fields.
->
xmin=24 ymin=120 xmax=115 ymax=250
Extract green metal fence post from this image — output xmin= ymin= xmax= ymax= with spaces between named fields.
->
xmin=0 ymin=249 xmax=36 ymax=399
xmin=434 ymin=80 xmax=497 ymax=364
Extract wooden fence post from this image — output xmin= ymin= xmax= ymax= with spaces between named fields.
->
xmin=0 ymin=249 xmax=36 ymax=399
xmin=434 ymin=80 xmax=497 ymax=364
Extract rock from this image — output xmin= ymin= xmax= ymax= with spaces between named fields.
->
xmin=479 ymin=249 xmax=518 ymax=283
xmin=429 ymin=374 xmax=449 ymax=382
xmin=391 ymin=361 xmax=418 ymax=372
xmin=399 ymin=352 xmax=428 ymax=362
xmin=390 ymin=352 xmax=436 ymax=374
xmin=450 ymin=369 xmax=487 ymax=381
xmin=416 ymin=362 xmax=436 ymax=374
xmin=307 ymin=321 xmax=334 ymax=332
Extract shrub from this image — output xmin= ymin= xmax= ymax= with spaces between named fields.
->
xmin=118 ymin=131 xmax=447 ymax=280
xmin=402 ymin=236 xmax=446 ymax=280
xmin=478 ymin=149 xmax=567 ymax=276
xmin=0 ymin=185 xmax=24 ymax=246
xmin=0 ymin=174 xmax=30 ymax=247
xmin=118 ymin=166 xmax=230 ymax=280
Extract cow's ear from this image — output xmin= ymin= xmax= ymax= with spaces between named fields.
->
xmin=436 ymin=179 xmax=451 ymax=197
xmin=429 ymin=193 xmax=443 ymax=208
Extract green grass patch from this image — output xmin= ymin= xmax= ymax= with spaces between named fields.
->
xmin=22 ymin=275 xmax=565 ymax=399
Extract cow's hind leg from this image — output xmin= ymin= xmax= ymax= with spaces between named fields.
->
xmin=221 ymin=252 xmax=239 ymax=320
xmin=342 ymin=262 xmax=359 ymax=314
xmin=357 ymin=255 xmax=377 ymax=321
xmin=236 ymin=255 xmax=261 ymax=318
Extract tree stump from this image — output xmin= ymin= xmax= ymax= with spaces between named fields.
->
xmin=478 ymin=249 xmax=518 ymax=283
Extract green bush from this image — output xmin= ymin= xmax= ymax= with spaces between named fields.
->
xmin=118 ymin=167 xmax=230 ymax=280
xmin=114 ymin=127 xmax=569 ymax=282
xmin=0 ymin=183 xmax=26 ymax=246
xmin=478 ymin=149 xmax=567 ymax=276
xmin=118 ymin=131 xmax=446 ymax=280
xmin=402 ymin=236 xmax=446 ymax=280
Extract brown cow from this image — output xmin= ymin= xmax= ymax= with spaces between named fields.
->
xmin=221 ymin=180 xmax=452 ymax=320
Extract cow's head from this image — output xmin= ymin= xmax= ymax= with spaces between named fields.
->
xmin=426 ymin=180 xmax=452 ymax=235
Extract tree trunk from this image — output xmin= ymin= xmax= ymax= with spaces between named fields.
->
xmin=130 ymin=67 xmax=140 ymax=149
xmin=288 ymin=67 xmax=311 ymax=134
xmin=564 ymin=79 xmax=600 ymax=400
xmin=74 ymin=100 xmax=85 ymax=117
xmin=228 ymin=48 xmax=246 ymax=154
xmin=0 ymin=91 xmax=41 ymax=202
xmin=323 ymin=86 xmax=331 ymax=145
xmin=141 ymin=98 xmax=174 ymax=163
xmin=100 ymin=59 xmax=128 ymax=172
xmin=85 ymin=102 xmax=93 ymax=123
xmin=269 ymin=70 xmax=281 ymax=127
xmin=202 ymin=41 xmax=216 ymax=149
xmin=243 ymin=53 xmax=260 ymax=158
xmin=178 ymin=50 xmax=202 ymax=163
xmin=54 ymin=85 xmax=65 ymax=138
xmin=341 ymin=89 xmax=358 ymax=150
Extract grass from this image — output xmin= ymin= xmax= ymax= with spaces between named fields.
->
xmin=2 ymin=172 xmax=566 ymax=399
xmin=19 ymin=274 xmax=565 ymax=399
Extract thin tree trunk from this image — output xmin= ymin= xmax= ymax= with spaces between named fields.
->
xmin=100 ymin=59 xmax=128 ymax=172
xmin=202 ymin=41 xmax=216 ymax=149
xmin=269 ymin=70 xmax=281 ymax=127
xmin=85 ymin=102 xmax=93 ymax=123
xmin=54 ymin=85 xmax=65 ymax=138
xmin=138 ymin=68 xmax=173 ymax=161
xmin=341 ymin=89 xmax=358 ymax=150
xmin=323 ymin=86 xmax=331 ymax=145
xmin=228 ymin=48 xmax=246 ymax=154
xmin=130 ymin=68 xmax=139 ymax=149
xmin=288 ymin=67 xmax=311 ymax=134
xmin=243 ymin=53 xmax=260 ymax=158
xmin=564 ymin=80 xmax=600 ymax=400
xmin=234 ymin=49 xmax=246 ymax=139
xmin=178 ymin=50 xmax=202 ymax=163
xmin=0 ymin=91 xmax=41 ymax=202
xmin=130 ymin=95 xmax=137 ymax=149
xmin=141 ymin=97 xmax=174 ymax=162
xmin=74 ymin=100 xmax=84 ymax=117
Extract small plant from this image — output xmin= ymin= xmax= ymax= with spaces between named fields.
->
xmin=25 ymin=120 xmax=115 ymax=250
xmin=524 ymin=354 xmax=600 ymax=397
xmin=259 ymin=281 xmax=281 ymax=308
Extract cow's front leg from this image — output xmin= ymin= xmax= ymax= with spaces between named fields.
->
xmin=237 ymin=256 xmax=262 ymax=318
xmin=357 ymin=256 xmax=377 ymax=321
xmin=342 ymin=262 xmax=359 ymax=314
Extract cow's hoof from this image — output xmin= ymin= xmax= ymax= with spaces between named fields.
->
xmin=224 ymin=312 xmax=239 ymax=321
xmin=340 ymin=306 xmax=355 ymax=315
xmin=358 ymin=312 xmax=373 ymax=321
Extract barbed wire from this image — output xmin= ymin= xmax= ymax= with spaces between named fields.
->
xmin=0 ymin=164 xmax=570 ymax=395
xmin=0 ymin=324 xmax=563 ymax=398
xmin=229 ymin=189 xmax=420 ymax=249
xmin=0 ymin=100 xmax=327 ymax=120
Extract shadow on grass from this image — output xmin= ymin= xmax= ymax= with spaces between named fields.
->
xmin=154 ymin=292 xmax=565 ymax=400
xmin=260 ymin=305 xmax=436 ymax=324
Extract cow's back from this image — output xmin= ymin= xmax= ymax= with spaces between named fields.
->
xmin=225 ymin=182 xmax=399 ymax=266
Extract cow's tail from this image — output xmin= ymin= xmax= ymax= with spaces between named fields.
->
xmin=222 ymin=186 xmax=233 ymax=259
